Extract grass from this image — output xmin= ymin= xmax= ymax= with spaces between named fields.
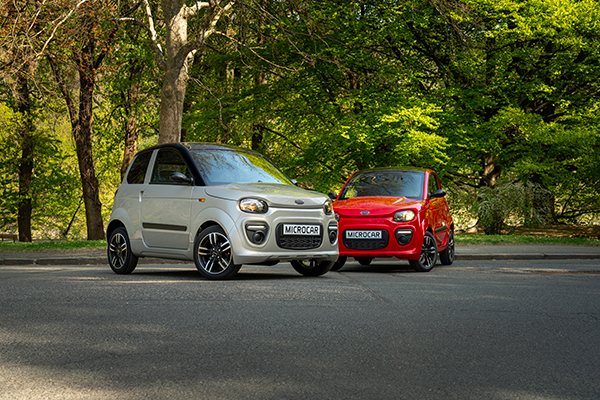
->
xmin=0 ymin=234 xmax=598 ymax=253
xmin=455 ymin=234 xmax=599 ymax=246
xmin=0 ymin=240 xmax=106 ymax=252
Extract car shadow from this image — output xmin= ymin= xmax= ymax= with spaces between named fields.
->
xmin=126 ymin=266 xmax=311 ymax=281
xmin=336 ymin=260 xmax=453 ymax=274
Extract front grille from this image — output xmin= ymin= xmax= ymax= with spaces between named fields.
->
xmin=343 ymin=230 xmax=389 ymax=250
xmin=276 ymin=223 xmax=323 ymax=250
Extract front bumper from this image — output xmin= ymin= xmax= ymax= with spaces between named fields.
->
xmin=229 ymin=208 xmax=339 ymax=265
xmin=338 ymin=217 xmax=423 ymax=260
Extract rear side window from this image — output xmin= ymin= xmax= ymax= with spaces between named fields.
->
xmin=126 ymin=152 xmax=152 ymax=184
xmin=151 ymin=148 xmax=192 ymax=184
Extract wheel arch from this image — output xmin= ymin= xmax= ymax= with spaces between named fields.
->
xmin=191 ymin=207 xmax=236 ymax=237
xmin=106 ymin=218 xmax=126 ymax=241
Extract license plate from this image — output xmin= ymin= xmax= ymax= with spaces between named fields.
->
xmin=346 ymin=230 xmax=382 ymax=239
xmin=283 ymin=224 xmax=320 ymax=236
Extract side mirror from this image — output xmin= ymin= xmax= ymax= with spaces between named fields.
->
xmin=429 ymin=189 xmax=446 ymax=199
xmin=291 ymin=179 xmax=298 ymax=186
xmin=328 ymin=192 xmax=338 ymax=200
xmin=170 ymin=172 xmax=193 ymax=185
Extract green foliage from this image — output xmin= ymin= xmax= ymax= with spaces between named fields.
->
xmin=473 ymin=182 xmax=554 ymax=234
xmin=2 ymin=0 xmax=600 ymax=240
xmin=0 ymin=104 xmax=84 ymax=238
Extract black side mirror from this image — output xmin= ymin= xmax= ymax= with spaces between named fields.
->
xmin=328 ymin=192 xmax=338 ymax=200
xmin=170 ymin=172 xmax=193 ymax=185
xmin=429 ymin=189 xmax=446 ymax=198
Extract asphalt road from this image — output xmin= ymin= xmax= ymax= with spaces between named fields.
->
xmin=1 ymin=259 xmax=599 ymax=400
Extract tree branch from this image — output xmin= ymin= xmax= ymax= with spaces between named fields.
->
xmin=184 ymin=1 xmax=210 ymax=18
xmin=35 ymin=0 xmax=90 ymax=59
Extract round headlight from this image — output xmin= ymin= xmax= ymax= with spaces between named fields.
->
xmin=239 ymin=198 xmax=268 ymax=213
xmin=323 ymin=199 xmax=333 ymax=215
xmin=394 ymin=210 xmax=415 ymax=222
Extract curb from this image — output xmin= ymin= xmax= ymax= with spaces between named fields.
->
xmin=0 ymin=257 xmax=189 ymax=266
xmin=457 ymin=254 xmax=600 ymax=261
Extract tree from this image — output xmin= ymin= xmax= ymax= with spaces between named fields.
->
xmin=44 ymin=1 xmax=126 ymax=240
xmin=129 ymin=0 xmax=233 ymax=144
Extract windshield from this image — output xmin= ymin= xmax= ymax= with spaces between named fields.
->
xmin=339 ymin=170 xmax=425 ymax=200
xmin=189 ymin=149 xmax=294 ymax=186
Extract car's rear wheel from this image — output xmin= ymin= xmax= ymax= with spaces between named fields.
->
xmin=194 ymin=226 xmax=241 ymax=280
xmin=439 ymin=229 xmax=455 ymax=265
xmin=409 ymin=231 xmax=438 ymax=272
xmin=354 ymin=257 xmax=373 ymax=266
xmin=291 ymin=259 xmax=334 ymax=276
xmin=330 ymin=256 xmax=347 ymax=271
xmin=107 ymin=227 xmax=138 ymax=274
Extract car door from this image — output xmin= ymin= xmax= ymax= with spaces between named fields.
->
xmin=140 ymin=148 xmax=193 ymax=250
xmin=427 ymin=172 xmax=449 ymax=246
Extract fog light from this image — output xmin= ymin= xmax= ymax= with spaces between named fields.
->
xmin=328 ymin=223 xmax=338 ymax=244
xmin=245 ymin=223 xmax=268 ymax=245
xmin=252 ymin=231 xmax=265 ymax=243
xmin=395 ymin=229 xmax=413 ymax=246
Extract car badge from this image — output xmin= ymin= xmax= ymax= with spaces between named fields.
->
xmin=361 ymin=210 xmax=370 ymax=215
xmin=295 ymin=199 xmax=305 ymax=205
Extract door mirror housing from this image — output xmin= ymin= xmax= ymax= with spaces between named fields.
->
xmin=429 ymin=189 xmax=446 ymax=199
xmin=170 ymin=172 xmax=193 ymax=185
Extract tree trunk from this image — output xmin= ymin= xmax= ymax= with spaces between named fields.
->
xmin=48 ymin=39 xmax=105 ymax=241
xmin=16 ymin=72 xmax=33 ymax=242
xmin=479 ymin=152 xmax=503 ymax=235
xmin=158 ymin=3 xmax=189 ymax=144
xmin=480 ymin=152 xmax=501 ymax=189
xmin=158 ymin=66 xmax=188 ymax=143
xmin=76 ymin=47 xmax=105 ymax=240
xmin=120 ymin=63 xmax=143 ymax=180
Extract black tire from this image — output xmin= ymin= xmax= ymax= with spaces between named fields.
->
xmin=194 ymin=226 xmax=241 ymax=280
xmin=354 ymin=257 xmax=373 ymax=266
xmin=409 ymin=231 xmax=438 ymax=272
xmin=439 ymin=229 xmax=455 ymax=265
xmin=291 ymin=259 xmax=334 ymax=276
xmin=330 ymin=256 xmax=347 ymax=271
xmin=107 ymin=227 xmax=138 ymax=274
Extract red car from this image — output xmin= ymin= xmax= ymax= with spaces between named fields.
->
xmin=331 ymin=167 xmax=454 ymax=272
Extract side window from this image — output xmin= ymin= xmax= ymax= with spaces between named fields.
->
xmin=151 ymin=148 xmax=191 ymax=184
xmin=126 ymin=152 xmax=152 ymax=184
xmin=428 ymin=173 xmax=439 ymax=195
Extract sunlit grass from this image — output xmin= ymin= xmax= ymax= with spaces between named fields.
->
xmin=456 ymin=234 xmax=599 ymax=246
xmin=0 ymin=240 xmax=106 ymax=252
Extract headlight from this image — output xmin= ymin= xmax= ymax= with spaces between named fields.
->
xmin=394 ymin=210 xmax=415 ymax=222
xmin=323 ymin=199 xmax=333 ymax=215
xmin=239 ymin=198 xmax=268 ymax=213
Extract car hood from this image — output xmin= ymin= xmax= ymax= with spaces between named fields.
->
xmin=205 ymin=183 xmax=327 ymax=208
xmin=334 ymin=196 xmax=423 ymax=217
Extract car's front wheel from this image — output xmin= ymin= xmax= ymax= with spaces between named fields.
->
xmin=409 ymin=231 xmax=438 ymax=272
xmin=291 ymin=259 xmax=334 ymax=276
xmin=107 ymin=227 xmax=138 ymax=274
xmin=194 ymin=226 xmax=241 ymax=280
xmin=330 ymin=256 xmax=347 ymax=271
xmin=439 ymin=229 xmax=455 ymax=265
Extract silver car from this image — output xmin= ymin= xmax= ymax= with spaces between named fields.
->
xmin=106 ymin=143 xmax=339 ymax=280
